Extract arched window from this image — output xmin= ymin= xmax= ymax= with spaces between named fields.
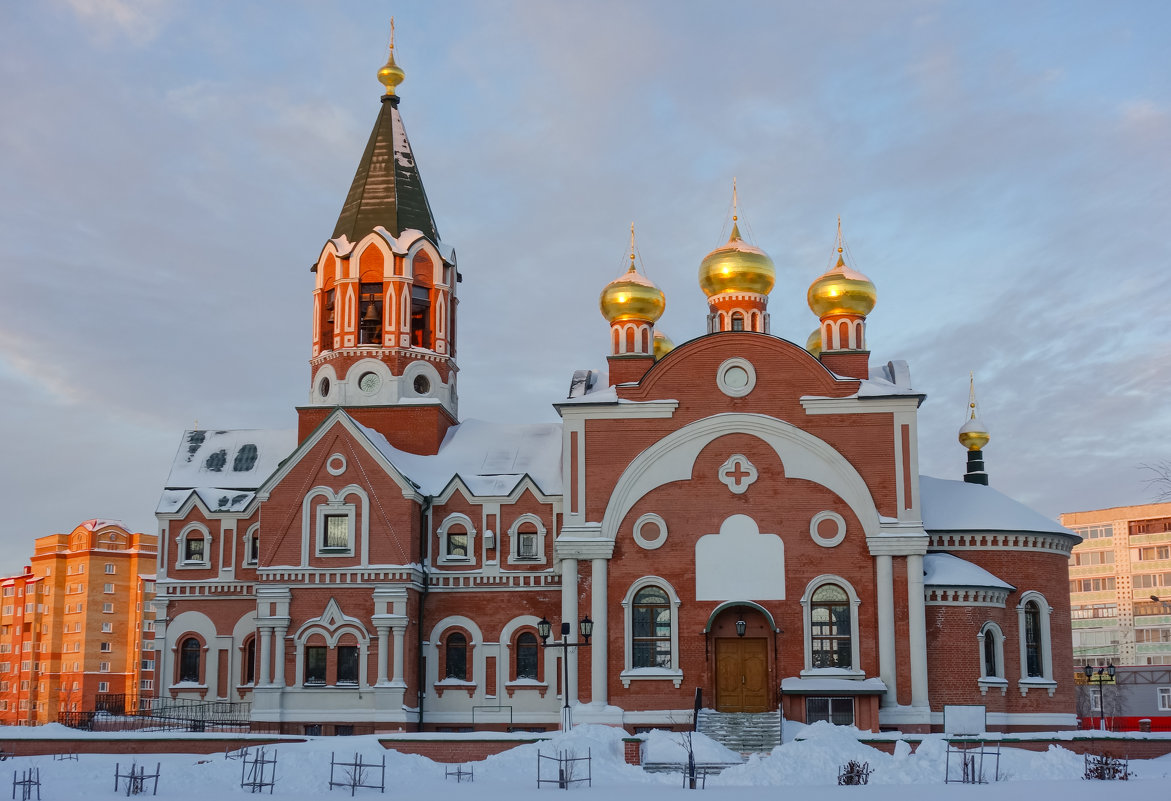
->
xmin=337 ymin=640 xmax=359 ymax=685
xmin=304 ymin=638 xmax=327 ymax=686
xmin=632 ymin=586 xmax=672 ymax=668
xmin=515 ymin=632 xmax=538 ymax=680
xmin=179 ymin=637 xmax=201 ymax=683
xmin=977 ymin=621 xmax=1006 ymax=693
xmin=810 ymin=584 xmax=851 ymax=668
xmin=731 ymin=312 xmax=745 ymax=331
xmin=445 ymin=632 xmax=468 ymax=680
xmin=1023 ymin=601 xmax=1043 ymax=677
xmin=446 ymin=525 xmax=468 ymax=558
xmin=516 ymin=523 xmax=539 ymax=560
xmin=410 ymin=255 xmax=433 ymax=348
xmin=243 ymin=637 xmax=256 ymax=685
xmin=983 ymin=632 xmax=997 ymax=676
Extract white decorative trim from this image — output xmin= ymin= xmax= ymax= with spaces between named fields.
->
xmin=620 ymin=668 xmax=684 ymax=688
xmin=1017 ymin=590 xmax=1055 ymax=692
xmin=506 ymin=513 xmax=547 ymax=565
xmin=799 ymin=574 xmax=862 ymax=674
xmin=326 ymin=453 xmax=347 ymax=476
xmin=977 ymin=621 xmax=1007 ymax=695
xmin=717 ymin=454 xmax=757 ymax=495
xmin=599 ymin=413 xmax=881 ymax=543
xmin=925 ymin=588 xmax=1010 ymax=606
xmin=716 ymin=357 xmax=756 ymax=398
xmin=620 ymin=576 xmax=681 ymax=678
xmin=632 ymin=514 xmax=667 ymax=550
xmin=928 ymin=533 xmax=1076 ymax=555
xmin=437 ymin=513 xmax=476 ymax=565
xmin=810 ymin=511 xmax=846 ymax=548
xmin=175 ymin=523 xmax=211 ymax=570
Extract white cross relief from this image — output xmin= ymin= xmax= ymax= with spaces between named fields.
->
xmin=718 ymin=454 xmax=758 ymax=495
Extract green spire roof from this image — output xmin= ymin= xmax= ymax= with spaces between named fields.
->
xmin=332 ymin=95 xmax=439 ymax=244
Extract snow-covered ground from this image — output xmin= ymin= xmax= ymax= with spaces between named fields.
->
xmin=1 ymin=722 xmax=1168 ymax=800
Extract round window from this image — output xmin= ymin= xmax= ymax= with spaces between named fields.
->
xmin=724 ymin=366 xmax=749 ymax=389
xmin=318 ymin=376 xmax=331 ymax=398
xmin=358 ymin=371 xmax=381 ymax=394
xmin=716 ymin=358 xmax=756 ymax=398
xmin=413 ymin=375 xmax=431 ymax=395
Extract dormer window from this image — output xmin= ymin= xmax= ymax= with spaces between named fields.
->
xmin=517 ymin=527 xmax=538 ymax=560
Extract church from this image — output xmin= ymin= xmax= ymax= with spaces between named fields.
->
xmin=153 ymin=40 xmax=1080 ymax=735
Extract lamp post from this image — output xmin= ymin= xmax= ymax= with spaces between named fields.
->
xmin=538 ymin=615 xmax=592 ymax=731
xmin=1083 ymin=662 xmax=1115 ymax=732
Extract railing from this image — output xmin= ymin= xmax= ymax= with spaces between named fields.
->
xmin=57 ymin=694 xmax=254 ymax=733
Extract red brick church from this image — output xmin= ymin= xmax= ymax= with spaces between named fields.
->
xmin=153 ymin=41 xmax=1080 ymax=735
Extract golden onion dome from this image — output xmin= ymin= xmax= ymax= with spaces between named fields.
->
xmin=805 ymin=327 xmax=823 ymax=359
xmin=698 ymin=222 xmax=776 ymax=298
xmin=807 ymin=251 xmax=877 ymax=318
xmin=958 ymin=414 xmax=990 ymax=451
xmin=958 ymin=373 xmax=990 ymax=450
xmin=653 ymin=329 xmax=675 ymax=360
xmin=377 ymin=26 xmax=406 ymax=95
xmin=599 ymin=255 xmax=666 ymax=324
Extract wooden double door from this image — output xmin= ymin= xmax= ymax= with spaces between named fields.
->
xmin=715 ymin=637 xmax=770 ymax=712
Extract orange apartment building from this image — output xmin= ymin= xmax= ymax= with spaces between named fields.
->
xmin=0 ymin=519 xmax=157 ymax=724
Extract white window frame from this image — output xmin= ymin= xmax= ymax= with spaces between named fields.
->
xmin=244 ymin=523 xmax=260 ymax=566
xmin=619 ymin=576 xmax=683 ymax=688
xmin=176 ymin=523 xmax=211 ymax=568
xmin=977 ymin=621 xmax=1008 ymax=695
xmin=99 ymin=662 xmax=110 ymax=672
xmin=103 ymin=603 xmax=114 ymax=613
xmin=104 ymin=563 xmax=115 ymax=574
xmin=316 ymin=503 xmax=356 ymax=556
xmin=437 ymin=513 xmax=476 ymax=565
xmin=799 ymin=574 xmax=864 ymax=678
xmin=1017 ymin=590 xmax=1056 ymax=695
xmin=98 ymin=681 xmax=109 ymax=693
xmin=1158 ymin=686 xmax=1171 ymax=711
xmin=506 ymin=514 xmax=547 ymax=565
xmin=101 ymin=622 xmax=112 ymax=633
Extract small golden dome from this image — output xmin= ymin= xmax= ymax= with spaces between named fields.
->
xmin=377 ymin=23 xmax=406 ymax=95
xmin=653 ymin=329 xmax=675 ymax=360
xmin=805 ymin=327 xmax=823 ymax=359
xmin=600 ymin=255 xmax=666 ymax=324
xmin=958 ymin=373 xmax=990 ymax=450
xmin=807 ymin=251 xmax=877 ymax=318
xmin=698 ymin=222 xmax=776 ymax=298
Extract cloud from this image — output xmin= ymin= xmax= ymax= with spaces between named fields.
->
xmin=60 ymin=0 xmax=171 ymax=44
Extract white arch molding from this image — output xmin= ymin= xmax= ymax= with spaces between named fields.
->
xmin=600 ymin=413 xmax=881 ymax=542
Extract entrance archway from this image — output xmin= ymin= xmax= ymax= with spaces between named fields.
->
xmin=708 ymin=605 xmax=774 ymax=712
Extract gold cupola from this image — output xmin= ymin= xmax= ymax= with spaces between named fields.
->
xmin=958 ymin=373 xmax=991 ymax=451
xmin=600 ymin=226 xmax=666 ymax=324
xmin=653 ymin=329 xmax=675 ymax=360
xmin=377 ymin=20 xmax=406 ymax=96
xmin=807 ymin=222 xmax=877 ymax=318
xmin=805 ymin=327 xmax=823 ymax=358
xmin=698 ymin=179 xmax=776 ymax=298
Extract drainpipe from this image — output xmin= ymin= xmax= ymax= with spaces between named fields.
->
xmin=416 ymin=495 xmax=431 ymax=732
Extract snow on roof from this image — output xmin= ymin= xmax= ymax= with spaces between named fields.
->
xmin=157 ymin=488 xmax=256 ymax=515
xmin=781 ymin=677 xmax=888 ymax=694
xmin=163 ymin=429 xmax=297 ymax=491
xmin=923 ymin=552 xmax=1014 ymax=590
xmin=78 ymin=518 xmax=127 ymax=531
xmin=919 ymin=475 xmax=1074 ymax=536
xmin=355 ymin=418 xmax=563 ymax=497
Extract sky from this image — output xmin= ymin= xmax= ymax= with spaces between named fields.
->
xmin=0 ymin=0 xmax=1168 ymax=575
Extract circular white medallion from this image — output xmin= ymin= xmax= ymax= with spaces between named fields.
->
xmin=810 ymin=511 xmax=846 ymax=547
xmin=326 ymin=453 xmax=347 ymax=476
xmin=632 ymin=513 xmax=668 ymax=550
xmin=716 ymin=357 xmax=757 ymax=398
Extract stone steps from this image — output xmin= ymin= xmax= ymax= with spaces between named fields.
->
xmin=696 ymin=709 xmax=783 ymax=754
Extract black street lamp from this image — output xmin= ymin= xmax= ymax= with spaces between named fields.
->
xmin=1083 ymin=662 xmax=1115 ymax=732
xmin=538 ymin=615 xmax=592 ymax=731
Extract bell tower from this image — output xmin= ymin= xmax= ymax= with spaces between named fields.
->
xmin=299 ymin=29 xmax=459 ymax=453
